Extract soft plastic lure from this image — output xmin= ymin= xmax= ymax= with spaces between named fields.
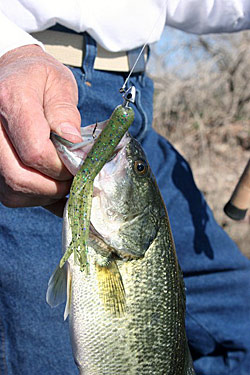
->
xmin=60 ymin=87 xmax=136 ymax=271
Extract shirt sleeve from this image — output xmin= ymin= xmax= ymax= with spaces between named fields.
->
xmin=166 ymin=0 xmax=250 ymax=34
xmin=1 ymin=1 xmax=250 ymax=58
xmin=0 ymin=10 xmax=44 ymax=58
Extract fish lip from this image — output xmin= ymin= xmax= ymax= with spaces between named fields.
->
xmin=50 ymin=132 xmax=84 ymax=175
xmin=50 ymin=132 xmax=92 ymax=151
xmin=50 ymin=132 xmax=75 ymax=147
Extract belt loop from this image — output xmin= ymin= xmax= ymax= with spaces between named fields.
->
xmin=82 ymin=33 xmax=97 ymax=85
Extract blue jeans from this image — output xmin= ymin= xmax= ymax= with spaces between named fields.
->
xmin=0 ymin=34 xmax=250 ymax=375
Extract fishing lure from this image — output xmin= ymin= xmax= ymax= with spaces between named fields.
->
xmin=59 ymin=86 xmax=136 ymax=271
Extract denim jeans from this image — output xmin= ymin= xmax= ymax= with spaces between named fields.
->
xmin=0 ymin=34 xmax=250 ymax=375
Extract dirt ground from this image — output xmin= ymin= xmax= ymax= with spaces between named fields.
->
xmin=153 ymin=120 xmax=250 ymax=258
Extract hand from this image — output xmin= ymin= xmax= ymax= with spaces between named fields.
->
xmin=0 ymin=45 xmax=82 ymax=216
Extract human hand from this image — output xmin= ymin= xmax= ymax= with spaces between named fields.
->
xmin=0 ymin=45 xmax=82 ymax=216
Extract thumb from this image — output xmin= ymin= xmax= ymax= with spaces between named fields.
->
xmin=44 ymin=67 xmax=82 ymax=143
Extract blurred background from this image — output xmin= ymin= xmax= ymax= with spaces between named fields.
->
xmin=149 ymin=27 xmax=250 ymax=257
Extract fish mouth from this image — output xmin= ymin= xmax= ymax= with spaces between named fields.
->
xmin=50 ymin=121 xmax=106 ymax=175
xmin=50 ymin=133 xmax=84 ymax=175
xmin=50 ymin=124 xmax=130 ymax=176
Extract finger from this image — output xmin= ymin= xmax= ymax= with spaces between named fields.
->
xmin=0 ymin=122 xmax=71 ymax=207
xmin=44 ymin=64 xmax=82 ymax=144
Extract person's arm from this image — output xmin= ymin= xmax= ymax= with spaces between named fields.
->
xmin=166 ymin=0 xmax=250 ymax=34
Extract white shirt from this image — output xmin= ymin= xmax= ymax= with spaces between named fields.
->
xmin=0 ymin=0 xmax=250 ymax=57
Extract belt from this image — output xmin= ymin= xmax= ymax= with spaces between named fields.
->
xmin=31 ymin=29 xmax=148 ymax=72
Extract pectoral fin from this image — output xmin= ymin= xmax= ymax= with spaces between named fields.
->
xmin=46 ymin=264 xmax=67 ymax=308
xmin=46 ymin=263 xmax=72 ymax=321
xmin=96 ymin=261 xmax=126 ymax=317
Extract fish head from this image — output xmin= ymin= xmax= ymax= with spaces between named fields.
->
xmin=51 ymin=126 xmax=166 ymax=261
xmin=91 ymin=135 xmax=166 ymax=260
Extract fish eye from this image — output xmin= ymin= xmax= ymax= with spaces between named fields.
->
xmin=133 ymin=160 xmax=148 ymax=176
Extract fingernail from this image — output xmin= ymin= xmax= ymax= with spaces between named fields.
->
xmin=60 ymin=123 xmax=81 ymax=137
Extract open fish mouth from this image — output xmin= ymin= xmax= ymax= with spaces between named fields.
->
xmin=50 ymin=123 xmax=130 ymax=176
xmin=50 ymin=123 xmax=104 ymax=175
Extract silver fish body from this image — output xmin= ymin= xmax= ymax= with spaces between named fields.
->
xmin=49 ymin=130 xmax=195 ymax=375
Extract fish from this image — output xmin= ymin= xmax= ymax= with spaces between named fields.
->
xmin=47 ymin=125 xmax=195 ymax=375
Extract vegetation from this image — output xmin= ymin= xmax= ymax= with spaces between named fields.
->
xmin=151 ymin=28 xmax=250 ymax=256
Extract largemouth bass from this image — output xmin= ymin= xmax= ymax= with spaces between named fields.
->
xmin=47 ymin=127 xmax=195 ymax=375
